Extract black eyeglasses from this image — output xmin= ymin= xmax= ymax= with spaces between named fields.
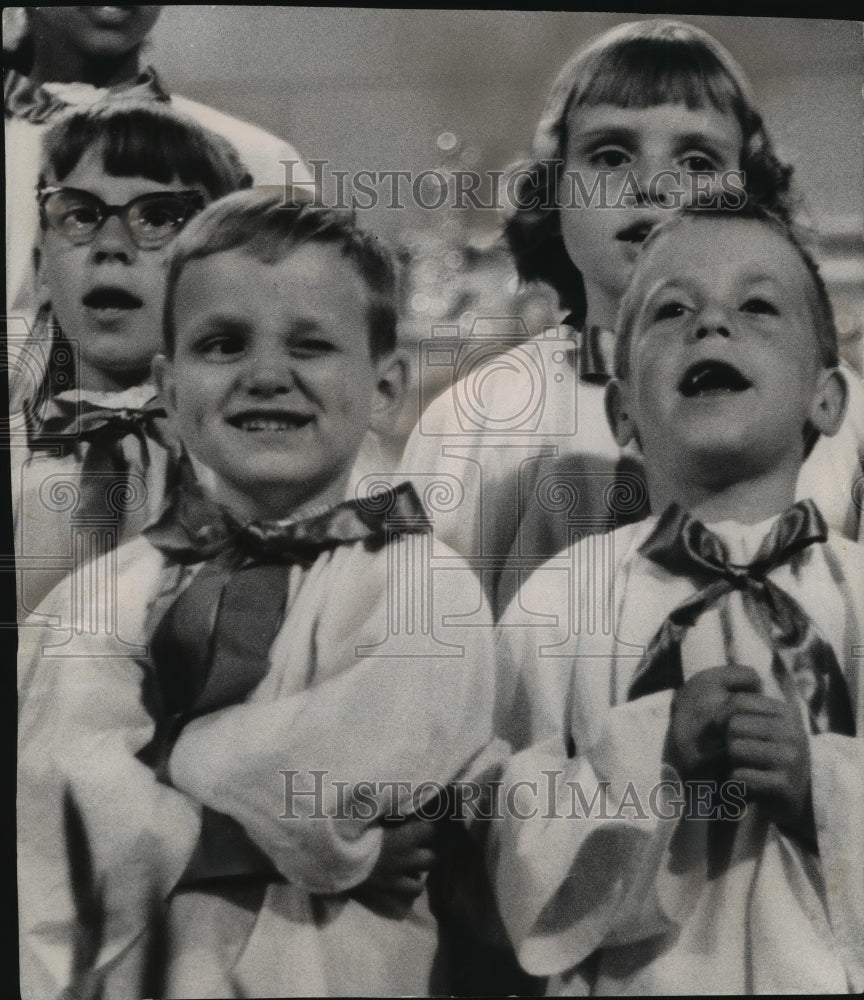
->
xmin=37 ymin=186 xmax=206 ymax=249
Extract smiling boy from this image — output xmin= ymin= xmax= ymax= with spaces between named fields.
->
xmin=18 ymin=189 xmax=496 ymax=999
xmin=494 ymin=208 xmax=863 ymax=994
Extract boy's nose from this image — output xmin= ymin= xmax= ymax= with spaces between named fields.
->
xmin=242 ymin=357 xmax=295 ymax=396
xmin=694 ymin=302 xmax=732 ymax=340
xmin=89 ymin=214 xmax=138 ymax=264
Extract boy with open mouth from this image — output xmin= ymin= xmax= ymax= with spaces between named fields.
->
xmin=493 ymin=206 xmax=863 ymax=994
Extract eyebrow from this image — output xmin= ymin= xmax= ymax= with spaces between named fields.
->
xmin=739 ymin=273 xmax=782 ymax=286
xmin=676 ymin=129 xmax=735 ymax=146
xmin=575 ymin=127 xmax=640 ymax=146
xmin=575 ymin=128 xmax=736 ymax=150
xmin=286 ymin=319 xmax=325 ymax=337
xmin=187 ymin=316 xmax=250 ymax=340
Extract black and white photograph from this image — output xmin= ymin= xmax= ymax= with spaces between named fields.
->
xmin=6 ymin=6 xmax=863 ymax=997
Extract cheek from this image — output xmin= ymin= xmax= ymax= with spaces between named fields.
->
xmin=42 ymin=247 xmax=79 ymax=302
xmin=560 ymin=208 xmax=596 ymax=267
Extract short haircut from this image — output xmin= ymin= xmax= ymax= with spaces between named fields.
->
xmin=162 ymin=188 xmax=399 ymax=359
xmin=503 ymin=19 xmax=795 ymax=325
xmin=39 ymin=100 xmax=252 ymax=202
xmin=613 ymin=204 xmax=839 ymax=381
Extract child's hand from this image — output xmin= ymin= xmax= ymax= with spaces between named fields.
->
xmin=726 ymin=691 xmax=816 ymax=847
xmin=350 ymin=815 xmax=437 ymax=920
xmin=664 ymin=664 xmax=762 ymax=781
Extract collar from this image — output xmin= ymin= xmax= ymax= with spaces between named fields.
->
xmin=561 ymin=313 xmax=616 ymax=384
xmin=5 ymin=64 xmax=169 ymax=123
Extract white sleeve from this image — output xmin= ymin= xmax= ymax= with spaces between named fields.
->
xmin=810 ymin=732 xmax=864 ymax=991
xmin=492 ymin=692 xmax=681 ymax=979
xmin=18 ymin=547 xmax=201 ymax=997
xmin=168 ymin=541 xmax=497 ymax=894
xmin=170 ymin=94 xmax=314 ymax=188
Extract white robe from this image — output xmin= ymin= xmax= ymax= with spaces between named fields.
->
xmin=493 ymin=515 xmax=864 ymax=994
xmin=398 ymin=329 xmax=633 ymax=607
xmin=18 ymin=525 xmax=496 ymax=998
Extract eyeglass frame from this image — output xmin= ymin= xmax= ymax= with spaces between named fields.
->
xmin=36 ymin=184 xmax=207 ymax=249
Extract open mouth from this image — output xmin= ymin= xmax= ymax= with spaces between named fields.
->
xmin=82 ymin=287 xmax=143 ymax=311
xmin=227 ymin=411 xmax=314 ymax=433
xmin=678 ymin=360 xmax=752 ymax=397
xmin=616 ymin=221 xmax=655 ymax=245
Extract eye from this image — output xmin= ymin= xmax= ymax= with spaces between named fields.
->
xmin=289 ymin=338 xmax=336 ymax=358
xmin=652 ymin=300 xmax=687 ymax=322
xmin=195 ymin=332 xmax=246 ymax=359
xmin=137 ymin=205 xmax=182 ymax=231
xmin=741 ymin=297 xmax=779 ymax=316
xmin=680 ymin=152 xmax=718 ymax=174
xmin=590 ymin=147 xmax=630 ymax=169
xmin=61 ymin=205 xmax=101 ymax=232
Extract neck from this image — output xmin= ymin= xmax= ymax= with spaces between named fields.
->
xmin=201 ymin=469 xmax=351 ymax=524
xmin=582 ymin=279 xmax=620 ymax=333
xmin=646 ymin=461 xmax=800 ymax=527
xmin=29 ymin=39 xmax=142 ymax=88
xmin=76 ymin=361 xmax=152 ymax=394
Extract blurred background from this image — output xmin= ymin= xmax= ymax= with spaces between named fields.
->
xmin=147 ymin=8 xmax=863 ymax=365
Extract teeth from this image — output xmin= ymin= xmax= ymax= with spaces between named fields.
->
xmin=237 ymin=417 xmax=306 ymax=432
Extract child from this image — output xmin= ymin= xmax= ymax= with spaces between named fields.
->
xmin=5 ymin=5 xmax=313 ymax=317
xmin=17 ymin=190 xmax=496 ymax=999
xmin=12 ymin=100 xmax=250 ymax=618
xmin=398 ymin=19 xmax=863 ymax=614
xmin=493 ymin=207 xmax=863 ymax=994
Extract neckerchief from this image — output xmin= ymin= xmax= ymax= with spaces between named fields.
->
xmin=627 ymin=500 xmax=855 ymax=737
xmin=140 ymin=469 xmax=430 ymax=884
xmin=27 ymin=392 xmax=168 ymax=528
xmin=4 ymin=64 xmax=169 ymax=123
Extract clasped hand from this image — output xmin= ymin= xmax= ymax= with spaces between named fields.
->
xmin=663 ymin=664 xmax=815 ymax=844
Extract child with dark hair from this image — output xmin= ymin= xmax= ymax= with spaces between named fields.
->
xmin=5 ymin=5 xmax=312 ymax=317
xmin=399 ymin=19 xmax=863 ymax=613
xmin=12 ymin=100 xmax=251 ymax=617
xmin=494 ymin=207 xmax=863 ymax=994
xmin=18 ymin=189 xmax=496 ymax=999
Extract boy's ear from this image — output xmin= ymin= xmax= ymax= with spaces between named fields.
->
xmin=808 ymin=366 xmax=848 ymax=439
xmin=151 ymin=354 xmax=177 ymax=416
xmin=605 ymin=378 xmax=638 ymax=448
xmin=369 ymin=350 xmax=408 ymax=431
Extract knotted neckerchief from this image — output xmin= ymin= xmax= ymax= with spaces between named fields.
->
xmin=139 ymin=471 xmax=431 ymax=884
xmin=562 ymin=313 xmax=616 ymax=385
xmin=627 ymin=500 xmax=855 ymax=737
xmin=27 ymin=392 xmax=168 ymax=529
xmin=4 ymin=65 xmax=169 ymax=123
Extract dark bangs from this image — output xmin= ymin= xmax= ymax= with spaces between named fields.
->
xmin=569 ymin=36 xmax=756 ymax=135
xmin=43 ymin=105 xmax=250 ymax=199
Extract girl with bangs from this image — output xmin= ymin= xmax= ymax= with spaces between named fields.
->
xmin=399 ymin=20 xmax=863 ymax=619
xmin=4 ymin=6 xmax=311 ymax=319
xmin=12 ymin=101 xmax=251 ymax=617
